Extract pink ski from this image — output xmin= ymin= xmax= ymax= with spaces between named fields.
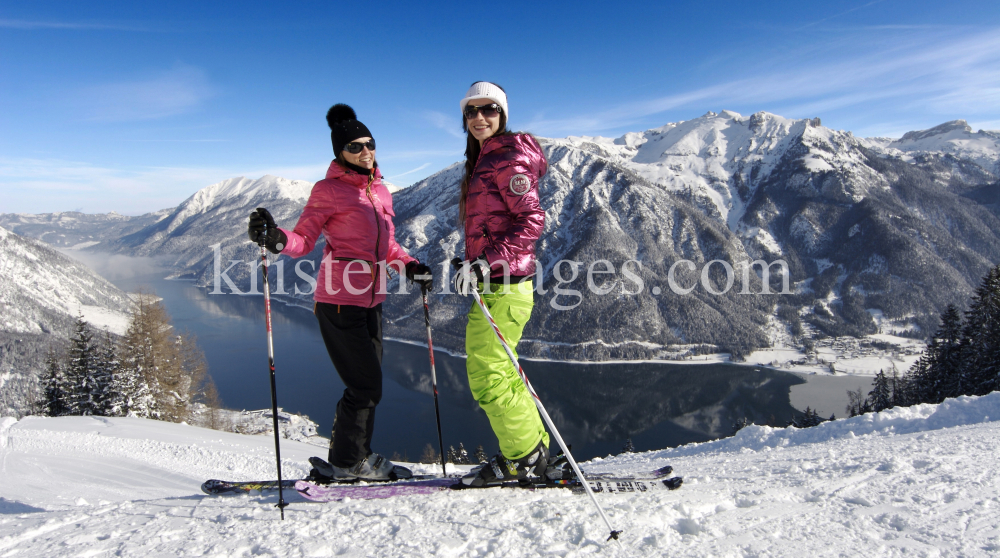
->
xmin=295 ymin=478 xmax=456 ymax=501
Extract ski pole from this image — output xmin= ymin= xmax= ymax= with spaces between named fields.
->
xmin=463 ymin=273 xmax=622 ymax=542
xmin=258 ymin=240 xmax=289 ymax=519
xmin=420 ymin=283 xmax=448 ymax=477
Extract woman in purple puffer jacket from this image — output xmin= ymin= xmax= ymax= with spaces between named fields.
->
xmin=248 ymin=104 xmax=432 ymax=482
xmin=451 ymin=82 xmax=551 ymax=487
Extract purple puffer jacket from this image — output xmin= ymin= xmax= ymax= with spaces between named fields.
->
xmin=465 ymin=133 xmax=547 ymax=278
xmin=280 ymin=161 xmax=415 ymax=308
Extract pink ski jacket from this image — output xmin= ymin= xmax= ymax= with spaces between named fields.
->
xmin=464 ymin=133 xmax=547 ymax=279
xmin=280 ymin=161 xmax=415 ymax=308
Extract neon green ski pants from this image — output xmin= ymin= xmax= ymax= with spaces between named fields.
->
xmin=465 ymin=280 xmax=549 ymax=460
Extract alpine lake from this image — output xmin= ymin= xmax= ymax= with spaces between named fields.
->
xmin=85 ymin=255 xmax=873 ymax=463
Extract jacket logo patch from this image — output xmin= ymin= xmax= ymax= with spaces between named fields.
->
xmin=509 ymin=174 xmax=531 ymax=196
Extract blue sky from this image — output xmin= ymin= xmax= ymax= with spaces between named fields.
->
xmin=1 ymin=0 xmax=999 ymax=215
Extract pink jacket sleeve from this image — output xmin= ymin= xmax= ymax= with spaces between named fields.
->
xmin=383 ymin=194 xmax=417 ymax=269
xmin=280 ymin=183 xmax=337 ymax=259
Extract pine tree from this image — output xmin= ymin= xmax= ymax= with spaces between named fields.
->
xmin=41 ymin=347 xmax=69 ymax=417
xmin=934 ymin=304 xmax=968 ymax=401
xmin=869 ymin=370 xmax=892 ymax=412
xmin=963 ymin=265 xmax=1000 ymax=395
xmin=457 ymin=443 xmax=470 ymax=464
xmin=420 ymin=443 xmax=439 ymax=464
xmin=622 ymin=437 xmax=635 ymax=453
xmin=475 ymin=445 xmax=488 ymax=464
xmin=803 ymin=408 xmax=825 ymax=427
xmin=889 ymin=369 xmax=905 ymax=408
xmin=90 ymin=331 xmax=119 ymax=415
xmin=118 ymin=292 xmax=210 ymax=422
xmin=64 ymin=317 xmax=100 ymax=415
xmin=446 ymin=445 xmax=457 ymax=464
xmin=732 ymin=417 xmax=750 ymax=434
xmin=107 ymin=354 xmax=156 ymax=417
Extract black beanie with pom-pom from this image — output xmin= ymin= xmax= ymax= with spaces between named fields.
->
xmin=327 ymin=104 xmax=373 ymax=156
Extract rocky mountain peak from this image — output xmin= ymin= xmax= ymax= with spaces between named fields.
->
xmin=899 ymin=120 xmax=973 ymax=142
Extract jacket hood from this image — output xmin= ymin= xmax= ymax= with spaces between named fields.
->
xmin=481 ymin=133 xmax=546 ymax=176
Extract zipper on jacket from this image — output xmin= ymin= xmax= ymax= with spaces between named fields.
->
xmin=364 ymin=172 xmax=381 ymax=307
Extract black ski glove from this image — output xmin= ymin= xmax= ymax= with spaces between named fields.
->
xmin=405 ymin=261 xmax=433 ymax=289
xmin=247 ymin=207 xmax=287 ymax=254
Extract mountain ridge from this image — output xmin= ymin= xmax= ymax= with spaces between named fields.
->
xmin=3 ymin=112 xmax=998 ymax=364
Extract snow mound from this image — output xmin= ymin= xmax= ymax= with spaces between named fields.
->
xmin=2 ymin=393 xmax=1000 ymax=556
xmin=652 ymin=392 xmax=1000 ymax=460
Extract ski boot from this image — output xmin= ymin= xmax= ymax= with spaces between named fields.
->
xmin=308 ymin=454 xmax=412 ymax=482
xmin=544 ymin=448 xmax=576 ymax=481
xmin=461 ymin=441 xmax=548 ymax=487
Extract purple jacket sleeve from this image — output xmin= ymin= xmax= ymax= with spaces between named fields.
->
xmin=486 ymin=161 xmax=545 ymax=269
xmin=281 ymin=182 xmax=337 ymax=259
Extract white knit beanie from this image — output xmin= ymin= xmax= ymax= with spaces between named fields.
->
xmin=459 ymin=82 xmax=509 ymax=121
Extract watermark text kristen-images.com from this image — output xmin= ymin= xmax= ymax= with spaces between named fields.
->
xmin=210 ymin=244 xmax=791 ymax=311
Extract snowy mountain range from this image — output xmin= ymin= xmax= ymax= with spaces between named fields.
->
xmin=0 ymin=209 xmax=171 ymax=249
xmin=0 ymin=225 xmax=133 ymax=416
xmin=385 ymin=112 xmax=1000 ymax=359
xmin=3 ymin=112 xmax=998 ymax=363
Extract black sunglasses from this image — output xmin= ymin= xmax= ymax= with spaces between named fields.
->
xmin=464 ymin=103 xmax=502 ymax=119
xmin=343 ymin=139 xmax=376 ymax=154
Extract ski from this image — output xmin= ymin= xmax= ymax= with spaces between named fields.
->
xmin=201 ymin=473 xmax=447 ymax=496
xmin=202 ymin=479 xmax=298 ymax=496
xmin=294 ymin=467 xmax=682 ymax=502
xmin=202 ymin=465 xmax=677 ymax=496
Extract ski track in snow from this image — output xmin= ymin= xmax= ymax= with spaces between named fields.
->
xmin=2 ymin=395 xmax=999 ymax=556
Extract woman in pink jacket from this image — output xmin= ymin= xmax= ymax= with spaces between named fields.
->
xmin=451 ymin=82 xmax=550 ymax=487
xmin=248 ymin=104 xmax=432 ymax=481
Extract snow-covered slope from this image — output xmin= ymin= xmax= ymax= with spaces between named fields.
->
xmin=94 ymin=175 xmax=315 ymax=283
xmin=2 ymin=393 xmax=998 ymax=556
xmin=0 ymin=226 xmax=131 ymax=336
xmin=0 ymin=226 xmax=133 ymax=418
xmin=556 ymin=112 xmax=866 ymax=227
xmin=877 ymin=120 xmax=1000 ymax=176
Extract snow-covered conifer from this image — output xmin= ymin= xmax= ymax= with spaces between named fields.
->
xmin=869 ymin=370 xmax=892 ymax=412
xmin=41 ymin=347 xmax=69 ymax=417
xmin=963 ymin=265 xmax=1000 ymax=395
xmin=64 ymin=317 xmax=100 ymax=415
xmin=622 ymin=438 xmax=636 ymax=452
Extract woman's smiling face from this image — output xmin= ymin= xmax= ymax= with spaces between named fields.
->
xmin=465 ymin=101 xmax=501 ymax=145
xmin=341 ymin=137 xmax=375 ymax=169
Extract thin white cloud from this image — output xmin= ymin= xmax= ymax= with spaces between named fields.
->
xmin=0 ymin=157 xmax=326 ymax=215
xmin=76 ymin=64 xmax=215 ymax=121
xmin=386 ymin=163 xmax=431 ymax=181
xmin=380 ymin=149 xmax=464 ymax=161
xmin=0 ymin=18 xmax=147 ymax=31
xmin=795 ymin=0 xmax=889 ymax=31
xmin=525 ymin=27 xmax=1000 ymax=137
xmin=423 ymin=110 xmax=465 ymax=139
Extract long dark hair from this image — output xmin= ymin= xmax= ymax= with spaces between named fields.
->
xmin=458 ymin=82 xmax=511 ymax=225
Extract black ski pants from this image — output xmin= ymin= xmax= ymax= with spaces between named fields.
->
xmin=315 ymin=302 xmax=383 ymax=468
